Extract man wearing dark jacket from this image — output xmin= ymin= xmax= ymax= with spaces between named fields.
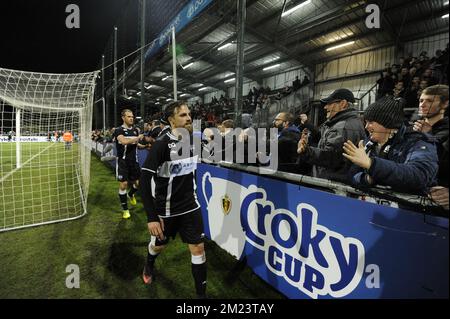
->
xmin=297 ymin=89 xmax=366 ymax=182
xmin=272 ymin=112 xmax=301 ymax=173
xmin=344 ymin=97 xmax=438 ymax=195
xmin=413 ymin=84 xmax=448 ymax=209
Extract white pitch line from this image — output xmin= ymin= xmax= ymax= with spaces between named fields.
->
xmin=0 ymin=143 xmax=55 ymax=183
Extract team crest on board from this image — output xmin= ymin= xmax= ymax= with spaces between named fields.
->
xmin=221 ymin=194 xmax=232 ymax=215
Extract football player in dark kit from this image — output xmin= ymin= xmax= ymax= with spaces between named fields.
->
xmin=140 ymin=101 xmax=207 ymax=299
xmin=114 ymin=108 xmax=144 ymax=219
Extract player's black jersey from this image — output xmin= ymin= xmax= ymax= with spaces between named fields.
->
xmin=157 ymin=125 xmax=171 ymax=139
xmin=113 ymin=126 xmax=139 ymax=161
xmin=141 ymin=131 xmax=200 ymax=222
xmin=149 ymin=126 xmax=162 ymax=139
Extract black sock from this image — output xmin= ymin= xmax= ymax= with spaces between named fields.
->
xmin=192 ymin=262 xmax=207 ymax=297
xmin=128 ymin=185 xmax=138 ymax=197
xmin=145 ymin=252 xmax=158 ymax=273
xmin=119 ymin=193 xmax=128 ymax=210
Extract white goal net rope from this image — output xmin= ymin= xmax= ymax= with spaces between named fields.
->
xmin=0 ymin=67 xmax=98 ymax=232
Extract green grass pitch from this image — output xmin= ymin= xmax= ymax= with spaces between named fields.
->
xmin=0 ymin=149 xmax=284 ymax=299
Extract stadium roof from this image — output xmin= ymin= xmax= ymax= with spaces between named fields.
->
xmin=1 ymin=0 xmax=448 ymax=98
xmin=117 ymin=0 xmax=449 ymax=103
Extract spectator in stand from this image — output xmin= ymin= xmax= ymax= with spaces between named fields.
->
xmin=436 ymin=44 xmax=448 ymax=83
xmin=399 ymin=57 xmax=409 ymax=69
xmin=414 ymin=61 xmax=425 ymax=77
xmin=282 ymin=85 xmax=292 ymax=96
xmin=430 ymin=50 xmax=443 ymax=65
xmin=411 ymin=75 xmax=421 ymax=87
xmin=345 ymin=96 xmax=438 ymax=195
xmin=272 ymin=112 xmax=301 ymax=173
xmin=413 ymin=85 xmax=449 ymax=210
xmin=417 ymin=80 xmax=429 ymax=98
xmin=399 ymin=68 xmax=411 ymax=88
xmin=409 ymin=56 xmax=417 ymax=68
xmin=241 ymin=113 xmax=253 ymax=129
xmin=405 ymin=77 xmax=421 ymax=112
xmin=292 ymin=76 xmax=301 ymax=91
xmin=219 ymin=119 xmax=240 ymax=163
xmin=275 ymin=91 xmax=282 ymax=100
xmin=391 ymin=65 xmax=399 ymax=82
xmin=301 ymin=75 xmax=310 ymax=87
xmin=421 ymin=68 xmax=438 ymax=86
xmin=261 ymin=94 xmax=270 ymax=119
xmin=394 ymin=80 xmax=406 ymax=98
xmin=409 ymin=67 xmax=417 ymax=79
xmin=376 ymin=69 xmax=395 ymax=100
xmin=419 ymin=51 xmax=430 ymax=64
xmin=297 ymin=89 xmax=366 ymax=182
xmin=404 ymin=54 xmax=413 ymax=68
xmin=252 ymin=87 xmax=259 ymax=99
xmin=206 ymin=111 xmax=216 ymax=126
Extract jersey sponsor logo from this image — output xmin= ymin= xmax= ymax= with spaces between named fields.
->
xmin=169 ymin=158 xmax=197 ymax=177
xmin=202 ymin=173 xmax=365 ymax=299
xmin=159 ymin=156 xmax=198 ymax=178
xmin=170 ymin=163 xmax=183 ymax=175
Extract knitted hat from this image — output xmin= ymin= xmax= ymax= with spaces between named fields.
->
xmin=364 ymin=97 xmax=405 ymax=129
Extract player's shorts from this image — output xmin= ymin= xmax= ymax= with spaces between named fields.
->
xmin=154 ymin=208 xmax=205 ymax=246
xmin=116 ymin=159 xmax=141 ymax=182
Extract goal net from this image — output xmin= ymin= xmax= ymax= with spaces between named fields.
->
xmin=0 ymin=67 xmax=98 ymax=232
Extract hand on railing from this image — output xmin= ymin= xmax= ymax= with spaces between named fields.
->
xmin=429 ymin=186 xmax=449 ymax=211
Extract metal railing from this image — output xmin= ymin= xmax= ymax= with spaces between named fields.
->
xmin=217 ymin=161 xmax=447 ymax=217
xmin=251 ymin=85 xmax=313 ymax=128
xmin=357 ymin=83 xmax=379 ymax=111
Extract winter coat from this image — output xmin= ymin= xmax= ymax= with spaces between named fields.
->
xmin=278 ymin=125 xmax=301 ymax=173
xmin=431 ymin=117 xmax=449 ymax=187
xmin=350 ymin=124 xmax=438 ymax=195
xmin=299 ymin=108 xmax=366 ymax=182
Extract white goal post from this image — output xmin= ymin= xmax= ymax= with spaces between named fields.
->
xmin=0 ymin=67 xmax=98 ymax=232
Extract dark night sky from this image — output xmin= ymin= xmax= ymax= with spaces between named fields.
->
xmin=0 ymin=0 xmax=131 ymax=73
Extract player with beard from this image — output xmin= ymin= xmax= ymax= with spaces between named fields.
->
xmin=139 ymin=101 xmax=207 ymax=298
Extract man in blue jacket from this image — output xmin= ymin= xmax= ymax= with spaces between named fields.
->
xmin=343 ymin=97 xmax=438 ymax=195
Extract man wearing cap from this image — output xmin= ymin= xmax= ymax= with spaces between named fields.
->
xmin=297 ymin=88 xmax=366 ymax=182
xmin=343 ymin=96 xmax=438 ymax=195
